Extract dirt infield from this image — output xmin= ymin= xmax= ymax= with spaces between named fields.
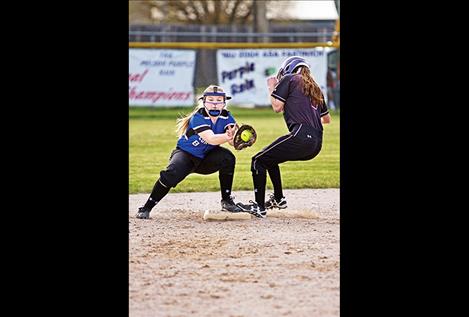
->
xmin=129 ymin=189 xmax=340 ymax=317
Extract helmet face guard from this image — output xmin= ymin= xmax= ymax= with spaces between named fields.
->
xmin=198 ymin=86 xmax=231 ymax=117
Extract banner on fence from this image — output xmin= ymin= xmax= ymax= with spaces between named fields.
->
xmin=217 ymin=49 xmax=328 ymax=106
xmin=129 ymin=49 xmax=196 ymax=106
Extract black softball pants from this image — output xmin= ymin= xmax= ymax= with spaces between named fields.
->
xmin=155 ymin=146 xmax=236 ymax=201
xmin=250 ymin=124 xmax=323 ymax=207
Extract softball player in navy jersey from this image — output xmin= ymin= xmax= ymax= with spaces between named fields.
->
xmin=236 ymin=56 xmax=332 ymax=217
xmin=136 ymin=85 xmax=242 ymax=219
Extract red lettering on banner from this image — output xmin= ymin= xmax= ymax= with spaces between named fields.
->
xmin=129 ymin=87 xmax=191 ymax=103
xmin=128 ymin=69 xmax=149 ymax=82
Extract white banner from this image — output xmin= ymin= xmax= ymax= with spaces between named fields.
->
xmin=129 ymin=49 xmax=196 ymax=106
xmin=217 ymin=49 xmax=328 ymax=106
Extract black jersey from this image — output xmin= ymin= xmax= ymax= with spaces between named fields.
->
xmin=271 ymin=74 xmax=329 ymax=132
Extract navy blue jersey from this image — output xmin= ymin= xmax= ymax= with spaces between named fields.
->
xmin=177 ymin=108 xmax=236 ymax=159
xmin=271 ymin=74 xmax=329 ymax=132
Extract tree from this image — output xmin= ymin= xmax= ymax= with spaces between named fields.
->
xmin=129 ymin=0 xmax=254 ymax=24
xmin=129 ymin=0 xmax=292 ymax=25
xmin=129 ymin=1 xmax=154 ymax=24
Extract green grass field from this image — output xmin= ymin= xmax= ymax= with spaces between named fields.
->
xmin=129 ymin=106 xmax=339 ymax=194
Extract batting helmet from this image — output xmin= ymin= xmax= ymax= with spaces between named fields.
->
xmin=276 ymin=56 xmax=310 ymax=80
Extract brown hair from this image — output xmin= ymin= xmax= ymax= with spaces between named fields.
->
xmin=299 ymin=67 xmax=324 ymax=106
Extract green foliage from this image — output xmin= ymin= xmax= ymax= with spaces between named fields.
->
xmin=129 ymin=106 xmax=339 ymax=193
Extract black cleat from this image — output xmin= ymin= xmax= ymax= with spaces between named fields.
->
xmin=265 ymin=194 xmax=287 ymax=210
xmin=236 ymin=200 xmax=266 ymax=218
xmin=135 ymin=207 xmax=151 ymax=219
xmin=221 ymin=196 xmax=243 ymax=213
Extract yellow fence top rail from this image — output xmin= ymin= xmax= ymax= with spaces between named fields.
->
xmin=129 ymin=42 xmax=339 ymax=49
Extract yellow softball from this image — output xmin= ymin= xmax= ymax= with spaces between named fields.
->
xmin=241 ymin=130 xmax=252 ymax=142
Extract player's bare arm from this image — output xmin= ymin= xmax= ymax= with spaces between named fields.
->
xmin=198 ymin=129 xmax=232 ymax=145
xmin=267 ymin=76 xmax=284 ymax=112
xmin=321 ymin=113 xmax=332 ymax=124
xmin=270 ymin=97 xmax=285 ymax=113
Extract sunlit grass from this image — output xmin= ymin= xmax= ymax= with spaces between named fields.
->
xmin=130 ymin=106 xmax=339 ymax=193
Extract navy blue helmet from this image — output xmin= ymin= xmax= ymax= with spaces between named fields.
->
xmin=276 ymin=56 xmax=310 ymax=80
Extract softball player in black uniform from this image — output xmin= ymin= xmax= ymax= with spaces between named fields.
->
xmin=136 ymin=85 xmax=242 ymax=219
xmin=236 ymin=56 xmax=332 ymax=217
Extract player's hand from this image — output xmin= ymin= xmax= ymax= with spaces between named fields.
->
xmin=227 ymin=124 xmax=238 ymax=138
xmin=226 ymin=125 xmax=235 ymax=141
xmin=267 ymin=76 xmax=278 ymax=89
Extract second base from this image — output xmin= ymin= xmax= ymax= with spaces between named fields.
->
xmin=203 ymin=210 xmax=252 ymax=221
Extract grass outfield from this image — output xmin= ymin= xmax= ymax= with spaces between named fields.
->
xmin=129 ymin=106 xmax=339 ymax=194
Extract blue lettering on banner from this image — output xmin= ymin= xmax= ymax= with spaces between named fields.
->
xmin=231 ymin=79 xmax=255 ymax=96
xmin=140 ymin=60 xmax=166 ymax=66
xmin=159 ymin=70 xmax=175 ymax=75
xmin=221 ymin=62 xmax=255 ymax=83
xmin=222 ymin=52 xmax=236 ymax=58
xmin=139 ymin=60 xmax=194 ymax=67
xmin=263 ymin=51 xmax=279 ymax=57
xmin=168 ymin=61 xmax=195 ymax=67
xmin=282 ymin=50 xmax=324 ymax=57
xmin=239 ymin=51 xmax=259 ymax=57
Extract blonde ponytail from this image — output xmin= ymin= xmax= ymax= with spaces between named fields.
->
xmin=175 ymin=105 xmax=203 ymax=138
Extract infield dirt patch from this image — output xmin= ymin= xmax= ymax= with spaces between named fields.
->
xmin=129 ymin=188 xmax=340 ymax=317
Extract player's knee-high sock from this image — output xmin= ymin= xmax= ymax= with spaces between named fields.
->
xmin=219 ymin=172 xmax=234 ymax=201
xmin=219 ymin=151 xmax=236 ymax=201
xmin=143 ymin=178 xmax=170 ymax=210
xmin=252 ymin=171 xmax=266 ymax=209
xmin=268 ymin=165 xmax=284 ymax=200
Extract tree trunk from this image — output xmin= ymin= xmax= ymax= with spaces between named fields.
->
xmin=254 ymin=1 xmax=268 ymax=42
